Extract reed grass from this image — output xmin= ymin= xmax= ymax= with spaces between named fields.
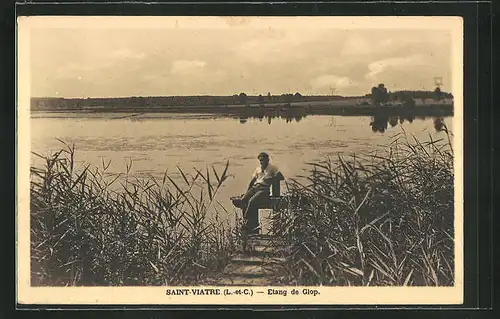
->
xmin=270 ymin=127 xmax=455 ymax=286
xmin=30 ymin=126 xmax=455 ymax=287
xmin=30 ymin=141 xmax=238 ymax=286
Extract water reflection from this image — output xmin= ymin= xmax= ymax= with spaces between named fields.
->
xmin=369 ymin=114 xmax=446 ymax=133
xmin=238 ymin=113 xmax=308 ymax=124
xmin=236 ymin=112 xmax=449 ymax=134
xmin=433 ymin=117 xmax=447 ymax=132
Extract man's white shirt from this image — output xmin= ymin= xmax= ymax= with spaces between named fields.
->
xmin=252 ymin=163 xmax=280 ymax=188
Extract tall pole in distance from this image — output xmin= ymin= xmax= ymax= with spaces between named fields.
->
xmin=434 ymin=76 xmax=444 ymax=104
xmin=434 ymin=76 xmax=443 ymax=88
xmin=329 ymin=86 xmax=336 ymax=99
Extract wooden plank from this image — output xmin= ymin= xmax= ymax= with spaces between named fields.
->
xmin=224 ymin=264 xmax=274 ymax=278
xmin=231 ymin=255 xmax=286 ymax=265
xmin=212 ymin=276 xmax=273 ymax=286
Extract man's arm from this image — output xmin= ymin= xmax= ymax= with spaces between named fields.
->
xmin=262 ymin=171 xmax=284 ymax=184
xmin=275 ymin=171 xmax=285 ymax=181
xmin=271 ymin=165 xmax=284 ymax=181
xmin=248 ymin=177 xmax=256 ymax=190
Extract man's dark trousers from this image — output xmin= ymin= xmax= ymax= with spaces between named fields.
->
xmin=241 ymin=186 xmax=269 ymax=234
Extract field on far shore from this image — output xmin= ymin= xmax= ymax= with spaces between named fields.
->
xmin=31 ymin=98 xmax=454 ymax=115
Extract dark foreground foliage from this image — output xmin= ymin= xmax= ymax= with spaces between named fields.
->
xmin=30 ymin=128 xmax=455 ymax=287
xmin=270 ymin=129 xmax=455 ymax=286
xmin=30 ymin=142 xmax=237 ymax=286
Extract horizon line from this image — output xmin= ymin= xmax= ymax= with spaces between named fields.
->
xmin=31 ymin=89 xmax=449 ymax=100
xmin=31 ymin=94 xmax=363 ymax=99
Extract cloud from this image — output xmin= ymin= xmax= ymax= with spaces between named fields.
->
xmin=52 ymin=48 xmax=147 ymax=80
xmin=232 ymin=39 xmax=291 ymax=63
xmin=171 ymin=60 xmax=207 ymax=74
xmin=232 ymin=29 xmax=333 ymax=63
xmin=138 ymin=67 xmax=229 ymax=95
xmin=310 ymin=75 xmax=357 ymax=91
xmin=365 ymin=54 xmax=427 ymax=80
xmin=30 ymin=27 xmax=452 ymax=97
xmin=340 ymin=36 xmax=371 ymax=56
xmin=340 ymin=36 xmax=394 ymax=56
xmin=108 ymin=49 xmax=146 ymax=60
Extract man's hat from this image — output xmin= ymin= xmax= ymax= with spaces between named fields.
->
xmin=257 ymin=152 xmax=269 ymax=159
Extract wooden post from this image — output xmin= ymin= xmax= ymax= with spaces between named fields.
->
xmin=271 ymin=178 xmax=281 ymax=197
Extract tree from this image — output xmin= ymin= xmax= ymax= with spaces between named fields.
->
xmin=371 ymin=87 xmax=378 ymax=102
xmin=401 ymin=92 xmax=415 ymax=107
xmin=257 ymin=94 xmax=264 ymax=104
xmin=434 ymin=87 xmax=443 ymax=102
xmin=294 ymin=92 xmax=302 ymax=101
xmin=377 ymin=84 xmax=389 ymax=103
xmin=238 ymin=92 xmax=248 ymax=105
xmin=370 ymin=84 xmax=389 ymax=106
xmin=281 ymin=94 xmax=293 ymax=104
xmin=232 ymin=94 xmax=239 ymax=104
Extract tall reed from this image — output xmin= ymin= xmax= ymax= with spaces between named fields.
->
xmin=270 ymin=129 xmax=454 ymax=286
xmin=30 ymin=141 xmax=237 ymax=286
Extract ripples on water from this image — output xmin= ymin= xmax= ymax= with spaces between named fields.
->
xmin=30 ymin=113 xmax=453 ymax=221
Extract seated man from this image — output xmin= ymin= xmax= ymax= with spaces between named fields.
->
xmin=240 ymin=152 xmax=284 ymax=235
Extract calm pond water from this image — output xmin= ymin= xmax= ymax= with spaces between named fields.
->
xmin=30 ymin=112 xmax=453 ymax=224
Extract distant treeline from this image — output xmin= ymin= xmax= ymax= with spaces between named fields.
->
xmin=387 ymin=89 xmax=453 ymax=100
xmin=31 ymin=89 xmax=453 ymax=111
xmin=31 ymin=93 xmax=353 ymax=110
xmin=365 ymin=90 xmax=453 ymax=100
xmin=366 ymin=85 xmax=453 ymax=107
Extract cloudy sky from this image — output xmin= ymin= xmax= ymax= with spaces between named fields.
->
xmin=27 ymin=17 xmax=456 ymax=98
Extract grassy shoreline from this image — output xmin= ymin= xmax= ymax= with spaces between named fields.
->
xmin=31 ymin=102 xmax=453 ymax=117
xmin=30 ymin=145 xmax=240 ymax=286
xmin=269 ymin=130 xmax=454 ymax=286
xmin=30 ymin=130 xmax=454 ymax=286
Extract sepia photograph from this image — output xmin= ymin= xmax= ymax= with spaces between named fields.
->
xmin=17 ymin=16 xmax=463 ymax=305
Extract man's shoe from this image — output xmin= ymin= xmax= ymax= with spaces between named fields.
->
xmin=248 ymin=226 xmax=261 ymax=235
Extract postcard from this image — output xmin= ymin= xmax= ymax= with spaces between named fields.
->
xmin=17 ymin=15 xmax=463 ymax=305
